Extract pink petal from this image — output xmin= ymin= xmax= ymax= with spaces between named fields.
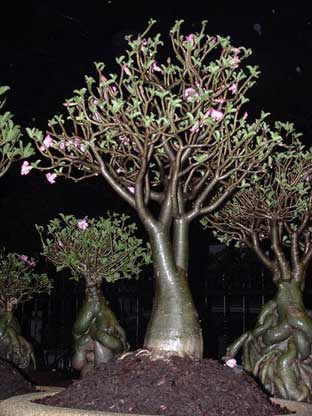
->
xmin=21 ymin=161 xmax=32 ymax=176
xmin=46 ymin=172 xmax=57 ymax=184
xmin=78 ymin=219 xmax=89 ymax=230
xmin=122 ymin=65 xmax=131 ymax=76
xmin=224 ymin=358 xmax=237 ymax=368
xmin=43 ymin=135 xmax=54 ymax=148
xmin=185 ymin=34 xmax=195 ymax=45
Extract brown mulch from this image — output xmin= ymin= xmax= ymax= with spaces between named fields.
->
xmin=36 ymin=350 xmax=290 ymax=416
xmin=0 ymin=358 xmax=36 ymax=400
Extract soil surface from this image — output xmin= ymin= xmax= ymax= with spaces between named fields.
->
xmin=36 ymin=350 xmax=290 ymax=416
xmin=0 ymin=358 xmax=35 ymax=400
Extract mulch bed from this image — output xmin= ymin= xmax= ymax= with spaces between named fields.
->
xmin=0 ymin=358 xmax=36 ymax=400
xmin=36 ymin=350 xmax=290 ymax=416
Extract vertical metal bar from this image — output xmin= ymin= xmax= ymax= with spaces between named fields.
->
xmin=135 ymin=296 xmax=139 ymax=349
xmin=242 ymin=295 xmax=246 ymax=333
xmin=261 ymin=268 xmax=265 ymax=306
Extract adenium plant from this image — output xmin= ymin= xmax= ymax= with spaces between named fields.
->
xmin=202 ymin=124 xmax=312 ymax=402
xmin=36 ymin=213 xmax=151 ymax=282
xmin=0 ymin=248 xmax=52 ymax=310
xmin=0 ymin=86 xmax=34 ymax=177
xmin=36 ymin=213 xmax=151 ymax=374
xmin=27 ymin=20 xmax=282 ymax=357
xmin=0 ymin=248 xmax=52 ymax=369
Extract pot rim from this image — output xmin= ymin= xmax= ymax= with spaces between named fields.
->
xmin=0 ymin=389 xmax=311 ymax=416
xmin=0 ymin=389 xmax=155 ymax=416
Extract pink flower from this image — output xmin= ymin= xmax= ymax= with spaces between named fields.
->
xmin=46 ymin=172 xmax=57 ymax=184
xmin=19 ymin=255 xmax=28 ymax=262
xmin=151 ymin=62 xmax=162 ymax=73
xmin=90 ymin=98 xmax=98 ymax=105
xmin=128 ymin=186 xmax=135 ymax=194
xmin=184 ymin=87 xmax=199 ymax=101
xmin=232 ymin=47 xmax=241 ymax=55
xmin=185 ymin=34 xmax=195 ymax=46
xmin=122 ymin=65 xmax=131 ymax=76
xmin=141 ymin=38 xmax=148 ymax=46
xmin=190 ymin=123 xmax=201 ymax=134
xmin=110 ymin=85 xmax=118 ymax=94
xmin=73 ymin=137 xmax=81 ymax=147
xmin=190 ymin=120 xmax=206 ymax=133
xmin=231 ymin=56 xmax=240 ymax=68
xmin=205 ymin=108 xmax=224 ymax=121
xmin=119 ymin=135 xmax=130 ymax=144
xmin=92 ymin=112 xmax=100 ymax=121
xmin=63 ymin=101 xmax=76 ymax=107
xmin=43 ymin=135 xmax=54 ymax=148
xmin=243 ymin=112 xmax=248 ymax=120
xmin=224 ymin=358 xmax=237 ymax=368
xmin=21 ymin=161 xmax=32 ymax=175
xmin=229 ymin=84 xmax=237 ymax=94
xmin=39 ymin=135 xmax=54 ymax=152
xmin=78 ymin=219 xmax=89 ymax=230
xmin=59 ymin=141 xmax=66 ymax=150
xmin=213 ymin=97 xmax=225 ymax=104
xmin=18 ymin=255 xmax=36 ymax=267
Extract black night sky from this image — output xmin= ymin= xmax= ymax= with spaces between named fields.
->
xmin=1 ymin=1 xmax=312 ymax=255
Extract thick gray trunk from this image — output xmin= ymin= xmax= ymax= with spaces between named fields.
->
xmin=173 ymin=218 xmax=189 ymax=272
xmin=143 ymin=229 xmax=203 ymax=357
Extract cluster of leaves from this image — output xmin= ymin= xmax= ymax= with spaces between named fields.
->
xmin=0 ymin=248 xmax=52 ymax=309
xmin=26 ymin=20 xmax=280 ymax=220
xmin=0 ymin=86 xmax=34 ymax=177
xmin=202 ymin=123 xmax=312 ymax=267
xmin=36 ymin=213 xmax=151 ymax=283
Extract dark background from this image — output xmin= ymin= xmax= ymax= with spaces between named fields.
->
xmin=1 ymin=1 xmax=312 ymax=255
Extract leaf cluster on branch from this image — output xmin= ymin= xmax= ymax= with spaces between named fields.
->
xmin=0 ymin=248 xmax=52 ymax=310
xmin=36 ymin=213 xmax=151 ymax=283
xmin=0 ymin=86 xmax=34 ymax=178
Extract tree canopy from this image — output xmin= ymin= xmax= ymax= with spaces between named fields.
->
xmin=36 ymin=213 xmax=151 ymax=284
xmin=203 ymin=123 xmax=312 ymax=284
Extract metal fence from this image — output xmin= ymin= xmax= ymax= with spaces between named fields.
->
xmin=15 ymin=246 xmax=312 ymax=372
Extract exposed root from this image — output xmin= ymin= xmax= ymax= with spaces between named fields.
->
xmin=223 ymin=281 xmax=312 ymax=403
xmin=118 ymin=348 xmax=196 ymax=363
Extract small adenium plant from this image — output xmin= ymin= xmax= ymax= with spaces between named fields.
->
xmin=0 ymin=248 xmax=52 ymax=369
xmin=0 ymin=248 xmax=52 ymax=311
xmin=36 ymin=213 xmax=151 ymax=375
xmin=36 ymin=212 xmax=151 ymax=282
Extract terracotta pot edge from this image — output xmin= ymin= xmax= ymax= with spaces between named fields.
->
xmin=35 ymin=385 xmax=66 ymax=393
xmin=271 ymin=397 xmax=312 ymax=416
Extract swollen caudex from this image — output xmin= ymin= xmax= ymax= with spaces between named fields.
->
xmin=224 ymin=280 xmax=312 ymax=402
